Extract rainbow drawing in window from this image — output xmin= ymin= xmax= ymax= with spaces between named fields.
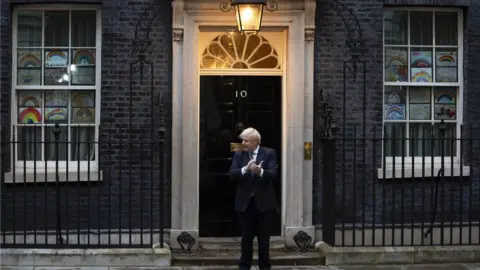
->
xmin=72 ymin=92 xmax=94 ymax=107
xmin=436 ymin=68 xmax=457 ymax=82
xmin=434 ymin=88 xmax=456 ymax=104
xmin=411 ymin=68 xmax=433 ymax=82
xmin=18 ymin=91 xmax=41 ymax=107
xmin=386 ymin=55 xmax=408 ymax=82
xmin=409 ymin=104 xmax=431 ymax=120
xmin=20 ymin=96 xmax=40 ymax=107
xmin=18 ymin=53 xmax=41 ymax=68
xmin=411 ymin=50 xmax=432 ymax=67
xmin=45 ymin=91 xmax=68 ymax=107
xmin=436 ymin=51 xmax=457 ymax=67
xmin=18 ymin=107 xmax=41 ymax=124
xmin=73 ymin=50 xmax=95 ymax=65
xmin=45 ymin=108 xmax=67 ymax=122
xmin=72 ymin=108 xmax=95 ymax=123
xmin=45 ymin=50 xmax=68 ymax=67
xmin=384 ymin=104 xmax=406 ymax=120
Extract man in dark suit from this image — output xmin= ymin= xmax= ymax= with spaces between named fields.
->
xmin=229 ymin=127 xmax=278 ymax=270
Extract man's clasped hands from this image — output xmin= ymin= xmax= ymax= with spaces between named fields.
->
xmin=244 ymin=159 xmax=263 ymax=175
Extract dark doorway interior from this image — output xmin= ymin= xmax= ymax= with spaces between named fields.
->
xmin=199 ymin=75 xmax=282 ymax=237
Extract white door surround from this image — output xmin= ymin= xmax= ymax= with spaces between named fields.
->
xmin=169 ymin=0 xmax=316 ymax=249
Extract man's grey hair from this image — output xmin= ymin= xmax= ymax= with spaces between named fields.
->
xmin=239 ymin=127 xmax=261 ymax=144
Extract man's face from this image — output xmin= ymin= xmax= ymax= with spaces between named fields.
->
xmin=242 ymin=136 xmax=259 ymax=152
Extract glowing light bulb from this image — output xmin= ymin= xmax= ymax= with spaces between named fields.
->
xmin=240 ymin=7 xmax=253 ymax=23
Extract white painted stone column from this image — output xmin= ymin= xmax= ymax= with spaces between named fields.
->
xmin=169 ymin=0 xmax=198 ymax=250
xmin=285 ymin=0 xmax=317 ymax=249
xmin=179 ymin=12 xmax=200 ymax=245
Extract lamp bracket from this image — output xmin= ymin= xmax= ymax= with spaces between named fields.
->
xmin=265 ymin=0 xmax=278 ymax=12
xmin=219 ymin=0 xmax=278 ymax=12
xmin=220 ymin=0 xmax=233 ymax=12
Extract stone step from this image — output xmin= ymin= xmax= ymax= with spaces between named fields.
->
xmin=199 ymin=237 xmax=286 ymax=251
xmin=316 ymin=244 xmax=480 ymax=266
xmin=172 ymin=250 xmax=325 ymax=266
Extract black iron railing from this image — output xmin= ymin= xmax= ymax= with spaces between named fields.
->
xmin=0 ymin=123 xmax=166 ymax=248
xmin=321 ymin=124 xmax=480 ymax=247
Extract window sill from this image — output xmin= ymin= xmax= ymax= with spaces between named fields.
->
xmin=3 ymin=169 xmax=103 ymax=184
xmin=377 ymin=166 xmax=470 ymax=179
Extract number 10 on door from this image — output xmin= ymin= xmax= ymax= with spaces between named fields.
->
xmin=236 ymin=90 xmax=248 ymax=98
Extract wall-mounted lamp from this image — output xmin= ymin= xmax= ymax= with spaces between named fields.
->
xmin=220 ymin=0 xmax=278 ymax=33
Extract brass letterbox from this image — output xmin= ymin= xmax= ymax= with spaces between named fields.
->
xmin=230 ymin=142 xmax=243 ymax=152
xmin=304 ymin=142 xmax=312 ymax=160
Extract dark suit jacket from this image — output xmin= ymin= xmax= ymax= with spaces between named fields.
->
xmin=229 ymin=146 xmax=278 ymax=212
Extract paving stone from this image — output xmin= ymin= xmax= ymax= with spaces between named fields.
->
xmin=329 ymin=265 xmax=403 ymax=270
xmin=109 ymin=268 xmax=183 ymax=270
xmin=182 ymin=267 xmax=244 ymax=270
xmin=33 ymin=266 xmax=108 ymax=270
xmin=271 ymin=267 xmax=331 ymax=270
xmin=330 ymin=264 xmax=479 ymax=270
xmin=2 ymin=264 xmax=478 ymax=270
xmin=1 ymin=267 xmax=34 ymax=270
xmin=403 ymin=264 xmax=472 ymax=270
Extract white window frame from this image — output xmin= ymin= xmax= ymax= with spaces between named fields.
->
xmin=10 ymin=4 xmax=102 ymax=172
xmin=380 ymin=7 xmax=469 ymax=178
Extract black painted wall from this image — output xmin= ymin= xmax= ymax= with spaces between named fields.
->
xmin=2 ymin=0 xmax=480 ymax=238
xmin=0 ymin=0 xmax=172 ymax=233
xmin=313 ymin=0 xmax=480 ymax=227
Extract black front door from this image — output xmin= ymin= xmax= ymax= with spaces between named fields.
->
xmin=199 ymin=75 xmax=282 ymax=237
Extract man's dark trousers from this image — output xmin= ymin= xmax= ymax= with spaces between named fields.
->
xmin=238 ymin=196 xmax=275 ymax=270
xmin=229 ymin=146 xmax=279 ymax=270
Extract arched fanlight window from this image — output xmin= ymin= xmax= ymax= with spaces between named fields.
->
xmin=201 ymin=32 xmax=280 ymax=69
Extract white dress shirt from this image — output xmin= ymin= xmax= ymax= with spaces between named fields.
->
xmin=241 ymin=145 xmax=264 ymax=177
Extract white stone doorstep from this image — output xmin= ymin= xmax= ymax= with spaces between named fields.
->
xmin=1 ymin=266 xmax=185 ymax=270
xmin=316 ymin=243 xmax=480 ymax=266
xmin=0 ymin=245 xmax=171 ymax=267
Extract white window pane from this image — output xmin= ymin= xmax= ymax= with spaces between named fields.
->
xmin=17 ymin=90 xmax=42 ymax=124
xmin=409 ymin=87 xmax=431 ymax=120
xmin=410 ymin=11 xmax=433 ymax=45
xmin=435 ymin=12 xmax=458 ymax=46
xmin=71 ymin=127 xmax=95 ymax=161
xmin=44 ymin=11 xmax=69 ymax=47
xmin=71 ymin=91 xmax=95 ymax=124
xmin=44 ymin=48 xmax=69 ymax=86
xmin=435 ymin=49 xmax=458 ymax=83
xmin=384 ymin=86 xmax=406 ymax=120
xmin=44 ymin=90 xmax=68 ymax=124
xmin=434 ymin=87 xmax=457 ymax=121
xmin=201 ymin=32 xmax=280 ymax=69
xmin=384 ymin=10 xmax=408 ymax=45
xmin=17 ymin=126 xmax=42 ymax=161
xmin=71 ymin=50 xmax=96 ymax=85
xmin=384 ymin=123 xmax=406 ymax=156
xmin=433 ymin=123 xmax=456 ymax=156
xmin=410 ymin=48 xmax=433 ymax=82
xmin=17 ymin=49 xmax=42 ymax=85
xmin=385 ymin=47 xmax=408 ymax=82
xmin=44 ymin=126 xmax=68 ymax=161
xmin=410 ymin=123 xmax=432 ymax=157
xmin=71 ymin=10 xmax=96 ymax=47
xmin=17 ymin=11 xmax=42 ymax=47
xmin=12 ymin=8 xmax=100 ymax=163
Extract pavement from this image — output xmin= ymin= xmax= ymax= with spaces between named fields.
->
xmin=4 ymin=265 xmax=480 ymax=269
xmin=100 ymin=265 xmax=480 ymax=270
